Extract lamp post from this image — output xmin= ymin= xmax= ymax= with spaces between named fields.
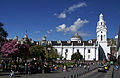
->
xmin=61 ymin=48 xmax=63 ymax=60
xmin=65 ymin=49 xmax=68 ymax=65
xmin=42 ymin=43 xmax=47 ymax=74
xmin=83 ymin=43 xmax=86 ymax=62
xmin=47 ymin=47 xmax=51 ymax=63
xmin=95 ymin=42 xmax=97 ymax=61
xmin=43 ymin=43 xmax=47 ymax=62
xmin=84 ymin=47 xmax=86 ymax=62
xmin=16 ymin=41 xmax=20 ymax=73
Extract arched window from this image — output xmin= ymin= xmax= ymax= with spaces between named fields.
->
xmin=78 ymin=40 xmax=81 ymax=43
xmin=101 ymin=35 xmax=102 ymax=41
xmin=88 ymin=40 xmax=92 ymax=43
xmin=77 ymin=49 xmax=79 ymax=52
xmin=104 ymin=35 xmax=105 ymax=40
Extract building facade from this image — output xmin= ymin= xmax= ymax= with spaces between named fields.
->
xmin=42 ymin=13 xmax=111 ymax=61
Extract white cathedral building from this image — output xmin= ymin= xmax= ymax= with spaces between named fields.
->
xmin=12 ymin=13 xmax=113 ymax=61
xmin=42 ymin=13 xmax=111 ymax=61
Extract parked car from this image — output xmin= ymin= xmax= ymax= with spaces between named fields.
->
xmin=98 ymin=65 xmax=106 ymax=72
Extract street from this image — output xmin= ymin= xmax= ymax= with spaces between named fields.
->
xmin=0 ymin=65 xmax=111 ymax=78
xmin=80 ymin=69 xmax=106 ymax=78
xmin=0 ymin=64 xmax=98 ymax=78
xmin=0 ymin=69 xmax=108 ymax=78
xmin=0 ymin=64 xmax=115 ymax=78
xmin=113 ymin=69 xmax=120 ymax=78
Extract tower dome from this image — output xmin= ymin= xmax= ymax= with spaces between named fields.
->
xmin=42 ymin=35 xmax=47 ymax=41
xmin=14 ymin=36 xmax=18 ymax=40
xmin=71 ymin=33 xmax=82 ymax=41
xmin=24 ymin=34 xmax=28 ymax=39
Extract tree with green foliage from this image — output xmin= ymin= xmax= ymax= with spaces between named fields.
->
xmin=29 ymin=45 xmax=45 ymax=61
xmin=45 ymin=45 xmax=60 ymax=60
xmin=0 ymin=22 xmax=8 ymax=46
xmin=24 ymin=38 xmax=34 ymax=47
xmin=71 ymin=52 xmax=83 ymax=61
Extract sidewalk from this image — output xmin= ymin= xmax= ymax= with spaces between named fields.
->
xmin=113 ymin=67 xmax=120 ymax=78
xmin=0 ymin=64 xmax=98 ymax=78
xmin=104 ymin=65 xmax=113 ymax=78
xmin=0 ymin=72 xmax=10 ymax=76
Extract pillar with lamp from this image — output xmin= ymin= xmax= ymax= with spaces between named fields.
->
xmin=65 ymin=49 xmax=68 ymax=65
xmin=47 ymin=47 xmax=51 ymax=62
xmin=94 ymin=41 xmax=97 ymax=61
xmin=83 ymin=43 xmax=86 ymax=62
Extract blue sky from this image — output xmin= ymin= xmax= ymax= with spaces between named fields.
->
xmin=0 ymin=0 xmax=119 ymax=41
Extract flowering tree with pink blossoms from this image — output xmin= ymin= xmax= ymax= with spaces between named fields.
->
xmin=1 ymin=40 xmax=30 ymax=71
xmin=1 ymin=40 xmax=30 ymax=59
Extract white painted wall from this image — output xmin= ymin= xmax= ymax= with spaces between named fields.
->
xmin=53 ymin=45 xmax=98 ymax=60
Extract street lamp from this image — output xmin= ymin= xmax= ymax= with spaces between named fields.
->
xmin=83 ymin=42 xmax=86 ymax=62
xmin=65 ymin=49 xmax=68 ymax=65
xmin=47 ymin=47 xmax=51 ymax=62
xmin=95 ymin=42 xmax=97 ymax=61
xmin=16 ymin=41 xmax=20 ymax=73
xmin=42 ymin=43 xmax=47 ymax=74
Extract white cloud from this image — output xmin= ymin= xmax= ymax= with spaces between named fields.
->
xmin=55 ymin=2 xmax=87 ymax=19
xmin=58 ymin=13 xmax=66 ymax=18
xmin=78 ymin=31 xmax=91 ymax=37
xmin=47 ymin=29 xmax=53 ymax=34
xmin=34 ymin=31 xmax=40 ymax=34
xmin=63 ymin=31 xmax=91 ymax=37
xmin=56 ymin=18 xmax=90 ymax=37
xmin=56 ymin=24 xmax=66 ymax=32
xmin=56 ymin=18 xmax=88 ymax=32
xmin=69 ymin=18 xmax=88 ymax=32
xmin=68 ymin=3 xmax=87 ymax=12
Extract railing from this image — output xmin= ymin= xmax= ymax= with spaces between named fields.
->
xmin=61 ymin=64 xmax=98 ymax=78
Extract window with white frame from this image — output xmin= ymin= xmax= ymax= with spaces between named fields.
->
xmin=88 ymin=40 xmax=92 ymax=43
xmin=88 ymin=55 xmax=90 ymax=59
xmin=65 ymin=49 xmax=68 ymax=52
xmin=78 ymin=40 xmax=81 ymax=43
xmin=88 ymin=49 xmax=90 ymax=53
xmin=77 ymin=49 xmax=79 ymax=52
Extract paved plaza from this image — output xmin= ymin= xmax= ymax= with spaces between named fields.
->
xmin=0 ymin=65 xmax=115 ymax=78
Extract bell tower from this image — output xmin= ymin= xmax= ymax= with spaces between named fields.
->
xmin=96 ymin=13 xmax=107 ymax=42
xmin=96 ymin=13 xmax=110 ymax=60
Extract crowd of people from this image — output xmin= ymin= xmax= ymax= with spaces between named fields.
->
xmin=0 ymin=58 xmax=99 ymax=78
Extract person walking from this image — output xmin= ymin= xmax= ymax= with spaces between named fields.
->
xmin=24 ymin=63 xmax=28 ymax=74
xmin=9 ymin=65 xmax=15 ymax=77
xmin=87 ymin=65 xmax=90 ymax=71
xmin=28 ymin=63 xmax=31 ymax=74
